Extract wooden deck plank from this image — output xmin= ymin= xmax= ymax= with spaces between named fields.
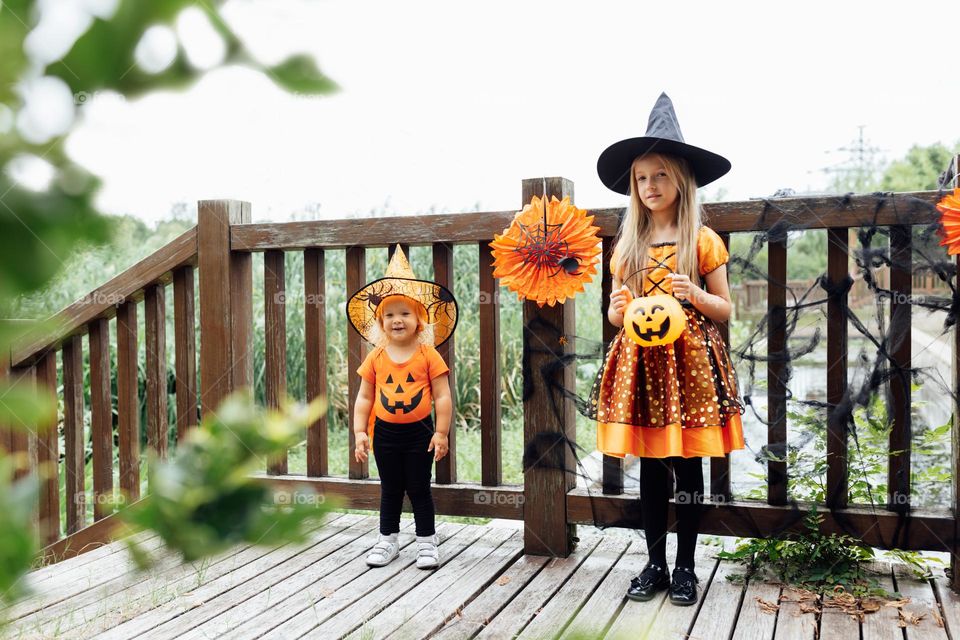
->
xmin=147 ymin=515 xmax=379 ymax=640
xmin=472 ymin=536 xmax=602 ymax=639
xmin=819 ymin=595 xmax=860 ymax=640
xmin=328 ymin=527 xmax=516 ymax=639
xmin=87 ymin=514 xmax=354 ymax=640
xmin=559 ymin=540 xmax=647 ymax=640
xmin=688 ymin=554 xmax=749 ymax=640
xmin=197 ymin=519 xmax=417 ymax=639
xmin=893 ymin=565 xmax=949 ymax=639
xmin=771 ymin=588 xmax=818 ymax=640
xmin=26 ymin=531 xmax=157 ymax=585
xmin=18 ymin=515 xmax=351 ymax=637
xmin=861 ymin=564 xmax=902 ymax=640
xmin=360 ymin=528 xmax=522 ymax=639
xmin=518 ymin=536 xmax=629 ymax=639
xmin=932 ymin=576 xmax=960 ymax=640
xmin=729 ymin=578 xmax=781 ymax=640
xmin=642 ymin=544 xmax=720 ymax=640
xmin=433 ymin=554 xmax=549 ymax=640
xmin=259 ymin=522 xmax=477 ymax=639
xmin=604 ymin=537 xmax=680 ymax=640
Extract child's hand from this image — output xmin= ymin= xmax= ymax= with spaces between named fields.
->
xmin=354 ymin=432 xmax=370 ymax=463
xmin=428 ymin=432 xmax=449 ymax=461
xmin=669 ymin=274 xmax=701 ymax=304
xmin=610 ymin=285 xmax=633 ymax=315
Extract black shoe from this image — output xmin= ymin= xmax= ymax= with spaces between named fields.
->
xmin=669 ymin=566 xmax=699 ymax=606
xmin=626 ymin=563 xmax=669 ymax=602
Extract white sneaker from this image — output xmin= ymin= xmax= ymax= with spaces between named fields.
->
xmin=366 ymin=533 xmax=399 ymax=567
xmin=416 ymin=534 xmax=439 ymax=569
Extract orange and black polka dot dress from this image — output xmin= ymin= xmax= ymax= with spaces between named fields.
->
xmin=589 ymin=226 xmax=745 ymax=459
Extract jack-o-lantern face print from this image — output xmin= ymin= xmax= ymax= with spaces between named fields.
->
xmin=624 ymin=294 xmax=686 ymax=347
xmin=379 ymin=371 xmax=424 ymax=415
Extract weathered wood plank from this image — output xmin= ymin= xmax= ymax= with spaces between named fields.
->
xmin=10 ymin=227 xmax=197 ymax=367
xmin=688 ymin=553 xmax=749 ymax=640
xmin=264 ymin=523 xmax=483 ymax=639
xmin=346 ymin=246 xmax=368 ymax=479
xmin=264 ymin=249 xmax=288 ymax=475
xmin=433 ymin=554 xmax=549 ymax=640
xmin=116 ymin=300 xmax=140 ymax=502
xmin=145 ymin=283 xmax=168 ymax=461
xmin=892 ymin=565 xmax=950 ymax=639
xmin=826 ymin=227 xmax=849 ymax=509
xmin=229 ymin=520 xmax=433 ymax=640
xmin=350 ymin=528 xmax=519 ymax=639
xmin=35 ymin=350 xmax=60 ymax=546
xmin=521 ymin=177 xmax=576 ymax=557
xmin=472 ymin=536 xmax=601 ymax=639
xmin=28 ymin=530 xmax=156 ymax=584
xmin=181 ymin=518 xmax=415 ymax=639
xmin=567 ymin=490 xmax=953 ymax=551
xmin=730 ymin=578 xmax=781 ymax=640
xmin=642 ymin=544 xmax=719 ymax=639
xmin=932 ymin=575 xmax=960 ymax=639
xmin=861 ymin=563 xmax=901 ymax=640
xmin=88 ymin=317 xmax=113 ymax=520
xmin=173 ymin=266 xmax=198 ymax=440
xmin=888 ymin=224 xmax=912 ymax=512
xmin=558 ymin=539 xmax=645 ymax=640
xmin=771 ymin=587 xmax=819 ymax=640
xmin=767 ymin=233 xmax=788 ymax=506
xmin=304 ymin=247 xmax=328 ymax=476
xmin=67 ymin=515 xmax=348 ymax=639
xmin=433 ymin=241 xmax=457 ymax=484
xmin=518 ymin=536 xmax=628 ymax=639
xmin=230 ymin=244 xmax=254 ymax=396
xmin=229 ymin=192 xmax=942 ymax=251
xmin=478 ymin=240 xmax=502 ymax=487
xmin=62 ymin=335 xmax=85 ymax=534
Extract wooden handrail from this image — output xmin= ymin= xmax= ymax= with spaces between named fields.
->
xmin=229 ymin=191 xmax=942 ymax=251
xmin=9 ymin=227 xmax=198 ymax=367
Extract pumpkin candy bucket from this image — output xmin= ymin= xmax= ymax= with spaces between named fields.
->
xmin=623 ymin=293 xmax=687 ymax=347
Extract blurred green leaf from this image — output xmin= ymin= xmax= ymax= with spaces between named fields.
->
xmin=0 ymin=458 xmax=39 ymax=609
xmin=0 ymin=378 xmax=55 ymax=431
xmin=262 ymin=54 xmax=338 ymax=95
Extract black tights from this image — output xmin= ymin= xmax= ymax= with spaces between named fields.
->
xmin=373 ymin=419 xmax=436 ymax=537
xmin=640 ymin=457 xmax=704 ymax=570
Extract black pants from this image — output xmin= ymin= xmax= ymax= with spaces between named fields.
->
xmin=372 ymin=417 xmax=436 ymax=537
xmin=640 ymin=456 xmax=704 ymax=570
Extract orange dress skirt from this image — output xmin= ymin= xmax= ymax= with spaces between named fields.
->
xmin=589 ymin=306 xmax=745 ymax=459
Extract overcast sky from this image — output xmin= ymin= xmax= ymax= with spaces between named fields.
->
xmin=57 ymin=0 xmax=960 ymax=224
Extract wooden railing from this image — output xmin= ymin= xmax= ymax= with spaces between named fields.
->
xmin=3 ymin=177 xmax=959 ymax=592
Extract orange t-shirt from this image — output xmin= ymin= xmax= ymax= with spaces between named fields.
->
xmin=357 ymin=344 xmax=450 ymax=436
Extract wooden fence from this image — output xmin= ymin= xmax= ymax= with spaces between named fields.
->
xmin=2 ymin=175 xmax=958 ymax=591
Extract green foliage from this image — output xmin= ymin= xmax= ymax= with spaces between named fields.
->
xmin=718 ymin=508 xmax=881 ymax=596
xmin=121 ymin=393 xmax=336 ymax=565
xmin=0 ymin=459 xmax=39 ymax=611
xmin=881 ymin=141 xmax=960 ymax=192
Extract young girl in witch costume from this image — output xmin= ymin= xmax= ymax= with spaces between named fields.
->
xmin=349 ymin=246 xmax=458 ymax=570
xmin=591 ymin=93 xmax=745 ymax=606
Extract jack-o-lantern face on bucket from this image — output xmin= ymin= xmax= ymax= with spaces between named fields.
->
xmin=379 ymin=372 xmax=424 ymax=415
xmin=624 ymin=294 xmax=686 ymax=347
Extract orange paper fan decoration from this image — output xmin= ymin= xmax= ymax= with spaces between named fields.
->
xmin=490 ymin=195 xmax=602 ymax=307
xmin=937 ymin=188 xmax=960 ymax=255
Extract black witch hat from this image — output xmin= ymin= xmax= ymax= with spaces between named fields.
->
xmin=597 ymin=92 xmax=731 ymax=195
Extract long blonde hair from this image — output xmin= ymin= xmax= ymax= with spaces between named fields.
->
xmin=613 ymin=153 xmax=701 ymax=295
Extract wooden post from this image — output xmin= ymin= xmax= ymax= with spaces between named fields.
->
xmin=600 ymin=237 xmax=623 ymax=495
xmin=478 ymin=241 xmax=502 ymax=486
xmin=710 ymin=232 xmax=733 ymax=502
xmin=173 ymin=266 xmax=198 ymax=440
xmin=197 ymin=200 xmax=251 ymax=416
xmin=826 ymin=228 xmax=850 ymax=509
xmin=304 ymin=248 xmax=328 ymax=477
xmin=433 ymin=242 xmax=457 ymax=484
xmin=346 ymin=246 xmax=368 ymax=479
xmin=767 ymin=231 xmax=788 ymax=506
xmin=264 ymin=250 xmax=288 ymax=475
xmin=521 ymin=177 xmax=576 ymax=557
xmin=35 ymin=351 xmax=59 ymax=546
xmin=88 ymin=318 xmax=113 ymax=520
xmin=951 ymin=154 xmax=960 ymax=592
xmin=888 ymin=224 xmax=912 ymax=513
xmin=145 ymin=284 xmax=168 ymax=461
xmin=62 ymin=336 xmax=85 ymax=534
xmin=116 ymin=300 xmax=140 ymax=502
